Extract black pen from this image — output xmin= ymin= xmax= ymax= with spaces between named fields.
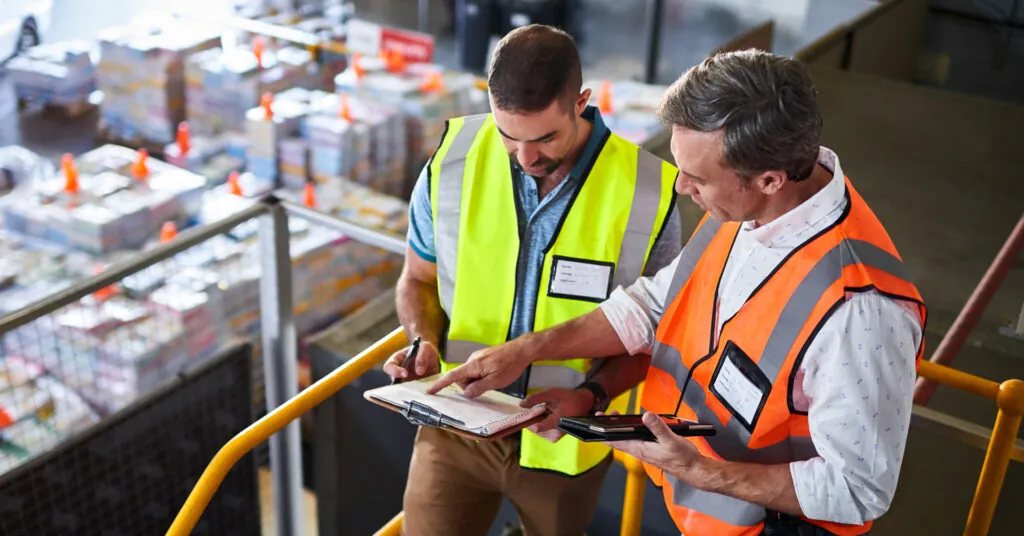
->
xmin=392 ymin=336 xmax=422 ymax=385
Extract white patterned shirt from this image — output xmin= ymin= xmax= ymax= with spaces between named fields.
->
xmin=599 ymin=147 xmax=923 ymax=525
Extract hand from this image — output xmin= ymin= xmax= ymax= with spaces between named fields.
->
xmin=383 ymin=340 xmax=440 ymax=381
xmin=601 ymin=411 xmax=703 ymax=478
xmin=426 ymin=337 xmax=533 ymax=397
xmin=519 ymin=388 xmax=596 ymax=442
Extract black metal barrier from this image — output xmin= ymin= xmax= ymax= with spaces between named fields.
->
xmin=0 ymin=342 xmax=260 ymax=536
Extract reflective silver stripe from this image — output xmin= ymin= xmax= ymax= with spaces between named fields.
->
xmin=526 ymin=365 xmax=587 ymax=390
xmin=757 ymin=238 xmax=910 ymax=382
xmin=650 ymin=238 xmax=911 ymax=463
xmin=626 ymin=386 xmax=639 ymax=413
xmin=668 ymin=474 xmax=766 ymax=526
xmin=649 ymin=216 xmax=722 ymax=379
xmin=443 ymin=339 xmax=488 ymax=363
xmin=612 ymin=149 xmax=665 ymax=290
xmin=435 ymin=115 xmax=489 ymax=316
xmin=667 ymin=217 xmax=723 ymax=306
xmin=443 ymin=339 xmax=586 ymax=389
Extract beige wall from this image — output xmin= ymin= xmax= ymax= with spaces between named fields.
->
xmin=797 ymin=0 xmax=928 ymax=82
xmin=847 ymin=0 xmax=928 ymax=81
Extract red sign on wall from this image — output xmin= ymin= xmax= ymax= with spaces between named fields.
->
xmin=347 ymin=19 xmax=435 ymax=63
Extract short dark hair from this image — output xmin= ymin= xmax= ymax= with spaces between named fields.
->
xmin=487 ymin=24 xmax=582 ymax=114
xmin=657 ymin=49 xmax=823 ymax=182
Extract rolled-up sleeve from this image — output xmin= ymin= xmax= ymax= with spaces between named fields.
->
xmin=598 ymin=252 xmax=678 ymax=355
xmin=406 ymin=164 xmax=436 ymax=263
xmin=789 ymin=292 xmax=922 ymax=524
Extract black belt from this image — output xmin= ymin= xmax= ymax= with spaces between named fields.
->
xmin=761 ymin=511 xmax=857 ymax=536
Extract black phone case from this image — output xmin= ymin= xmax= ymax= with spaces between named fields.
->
xmin=557 ymin=417 xmax=716 ymax=442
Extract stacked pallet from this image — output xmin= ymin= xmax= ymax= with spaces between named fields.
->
xmin=94 ymin=15 xmax=221 ymax=146
xmin=6 ymin=40 xmax=97 ymax=117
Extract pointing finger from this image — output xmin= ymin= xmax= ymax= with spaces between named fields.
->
xmin=426 ymin=368 xmax=462 ymax=394
xmin=462 ymin=375 xmax=505 ymax=398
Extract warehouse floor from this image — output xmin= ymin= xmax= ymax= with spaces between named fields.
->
xmin=1 ymin=2 xmax=1023 ymax=535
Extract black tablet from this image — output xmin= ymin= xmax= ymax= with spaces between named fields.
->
xmin=557 ymin=414 xmax=716 ymax=442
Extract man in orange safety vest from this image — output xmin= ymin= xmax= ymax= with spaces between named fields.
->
xmin=428 ymin=49 xmax=927 ymax=536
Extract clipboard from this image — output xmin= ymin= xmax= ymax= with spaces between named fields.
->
xmin=365 ymin=394 xmax=548 ymax=441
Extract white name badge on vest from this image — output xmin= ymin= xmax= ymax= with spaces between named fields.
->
xmin=709 ymin=341 xmax=773 ymax=432
xmin=547 ymin=256 xmax=615 ymax=303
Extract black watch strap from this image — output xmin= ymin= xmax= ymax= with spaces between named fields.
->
xmin=578 ymin=380 xmax=610 ymax=413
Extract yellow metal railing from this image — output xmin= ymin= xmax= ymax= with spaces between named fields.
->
xmin=168 ymin=329 xmax=1024 ymax=536
xmin=165 ymin=323 xmax=647 ymax=536
xmin=373 ymin=512 xmax=404 ymax=536
xmin=615 ymin=450 xmax=648 ymax=536
xmin=915 ymin=360 xmax=1024 ymax=536
xmin=166 ymin=327 xmax=408 ymax=535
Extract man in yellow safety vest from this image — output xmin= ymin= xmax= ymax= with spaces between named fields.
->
xmin=382 ymin=24 xmax=683 ymax=536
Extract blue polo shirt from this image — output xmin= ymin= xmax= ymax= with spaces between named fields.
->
xmin=406 ymin=105 xmax=680 ymax=340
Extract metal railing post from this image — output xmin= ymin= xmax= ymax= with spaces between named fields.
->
xmin=259 ymin=200 xmax=304 ymax=536
xmin=643 ymin=0 xmax=665 ymax=84
xmin=615 ymin=452 xmax=646 ymax=536
xmin=964 ymin=379 xmax=1024 ymax=536
xmin=914 ymin=213 xmax=1024 ymax=406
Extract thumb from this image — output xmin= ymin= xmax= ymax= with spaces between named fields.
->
xmin=415 ymin=343 xmax=439 ymax=375
xmin=521 ymin=390 xmax=558 ymax=408
xmin=642 ymin=412 xmax=674 ymax=442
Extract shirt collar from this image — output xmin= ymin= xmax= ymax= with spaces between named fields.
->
xmin=742 ymin=146 xmax=847 ymax=248
xmin=566 ymin=105 xmax=608 ymax=183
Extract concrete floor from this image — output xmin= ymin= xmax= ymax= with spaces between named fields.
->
xmin=2 ymin=1 xmax=1024 ymax=534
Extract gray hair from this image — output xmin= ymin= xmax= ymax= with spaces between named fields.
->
xmin=657 ymin=49 xmax=822 ymax=182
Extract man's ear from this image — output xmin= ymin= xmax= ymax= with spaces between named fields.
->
xmin=576 ymin=89 xmax=592 ymax=115
xmin=755 ymin=170 xmax=788 ymax=195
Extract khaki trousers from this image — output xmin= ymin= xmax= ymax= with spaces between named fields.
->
xmin=401 ymin=426 xmax=612 ymax=536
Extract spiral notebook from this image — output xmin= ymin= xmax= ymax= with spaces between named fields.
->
xmin=363 ymin=374 xmax=548 ymax=438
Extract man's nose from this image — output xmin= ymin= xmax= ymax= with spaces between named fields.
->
xmin=675 ymin=173 xmax=696 ymax=196
xmin=518 ymin=144 xmax=539 ymax=166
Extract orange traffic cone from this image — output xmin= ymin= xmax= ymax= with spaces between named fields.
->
xmin=92 ymin=264 xmax=116 ymax=302
xmin=303 ymin=181 xmax=317 ymax=209
xmin=177 ymin=122 xmax=191 ymax=157
xmin=261 ymin=92 xmax=274 ymax=121
xmin=131 ymin=149 xmax=149 ymax=180
xmin=253 ymin=36 xmax=265 ymax=68
xmin=597 ymin=79 xmax=613 ymax=114
xmin=159 ymin=221 xmax=178 ymax=243
xmin=420 ymin=70 xmax=444 ymax=93
xmin=227 ymin=171 xmax=243 ymax=196
xmin=338 ymin=93 xmax=352 ymax=121
xmin=352 ymin=53 xmax=365 ymax=79
xmin=385 ymin=48 xmax=405 ymax=73
xmin=62 ymin=153 xmax=79 ymax=194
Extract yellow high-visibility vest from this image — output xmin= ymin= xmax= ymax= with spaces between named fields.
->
xmin=428 ymin=113 xmax=677 ymax=476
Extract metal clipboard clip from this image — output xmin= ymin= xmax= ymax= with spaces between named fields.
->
xmin=401 ymin=400 xmax=465 ymax=429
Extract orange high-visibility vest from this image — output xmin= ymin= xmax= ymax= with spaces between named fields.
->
xmin=640 ymin=177 xmax=926 ymax=536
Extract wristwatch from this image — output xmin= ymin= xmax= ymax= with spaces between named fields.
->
xmin=577 ymin=380 xmax=610 ymax=414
